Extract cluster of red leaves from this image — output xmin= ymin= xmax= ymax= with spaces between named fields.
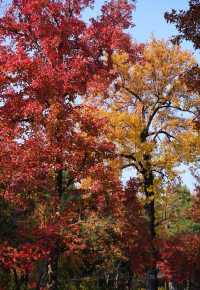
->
xmin=0 ymin=0 xmax=137 ymax=287
xmin=0 ymin=242 xmax=49 ymax=272
xmin=159 ymin=234 xmax=200 ymax=283
xmin=117 ymin=179 xmax=152 ymax=275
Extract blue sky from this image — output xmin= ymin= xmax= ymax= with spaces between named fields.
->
xmin=133 ymin=0 xmax=189 ymax=42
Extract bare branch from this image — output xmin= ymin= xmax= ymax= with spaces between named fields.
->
xmin=120 ymin=153 xmax=144 ymax=173
xmin=120 ymin=153 xmax=137 ymax=161
xmin=169 ymin=105 xmax=195 ymax=115
xmin=153 ymin=130 xmax=176 ymax=142
xmin=146 ymin=102 xmax=171 ymax=133
xmin=152 ymin=169 xmax=168 ymax=179
xmin=122 ymin=163 xmax=136 ymax=169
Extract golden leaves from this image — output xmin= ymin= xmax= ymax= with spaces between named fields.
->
xmin=112 ymin=39 xmax=196 ymax=113
xmin=98 ymin=39 xmax=200 ymax=207
xmin=112 ymin=51 xmax=129 ymax=76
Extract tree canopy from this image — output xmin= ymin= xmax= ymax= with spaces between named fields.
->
xmin=0 ymin=1 xmax=199 ymax=290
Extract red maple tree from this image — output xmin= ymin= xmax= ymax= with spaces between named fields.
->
xmin=0 ymin=0 xmax=136 ymax=289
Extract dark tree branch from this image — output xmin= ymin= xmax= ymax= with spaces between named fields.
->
xmin=122 ymin=163 xmax=133 ymax=169
xmin=169 ymin=105 xmax=195 ymax=115
xmin=122 ymin=162 xmax=140 ymax=172
xmin=123 ymin=86 xmax=143 ymax=103
xmin=153 ymin=130 xmax=176 ymax=142
xmin=152 ymin=169 xmax=168 ymax=179
xmin=120 ymin=153 xmax=137 ymax=161
xmin=120 ymin=153 xmax=144 ymax=173
xmin=146 ymin=103 xmax=170 ymax=133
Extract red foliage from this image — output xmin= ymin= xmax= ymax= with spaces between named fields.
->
xmin=159 ymin=234 xmax=200 ymax=283
xmin=0 ymin=0 xmax=136 ymax=287
xmin=118 ymin=178 xmax=151 ymax=275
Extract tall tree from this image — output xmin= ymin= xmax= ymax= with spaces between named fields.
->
xmin=98 ymin=39 xmax=200 ymax=290
xmin=0 ymin=0 xmax=136 ymax=289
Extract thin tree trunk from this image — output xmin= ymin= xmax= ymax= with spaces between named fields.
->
xmin=165 ymin=280 xmax=169 ymax=290
xmin=145 ymin=193 xmax=158 ymax=290
xmin=47 ymin=249 xmax=59 ymax=290
xmin=127 ymin=269 xmax=133 ymax=290
xmin=141 ymin=128 xmax=158 ymax=290
xmin=47 ymin=169 xmax=63 ymax=290
xmin=13 ymin=270 xmax=21 ymax=290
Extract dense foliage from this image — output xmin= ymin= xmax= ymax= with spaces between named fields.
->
xmin=0 ymin=1 xmax=199 ymax=290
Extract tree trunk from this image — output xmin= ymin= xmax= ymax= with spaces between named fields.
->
xmin=165 ymin=280 xmax=169 ymax=290
xmin=127 ymin=270 xmax=133 ymax=290
xmin=145 ymin=198 xmax=158 ymax=290
xmin=147 ymin=268 xmax=158 ymax=290
xmin=13 ymin=270 xmax=21 ymax=290
xmin=46 ymin=169 xmax=63 ymax=290
xmin=142 ymin=151 xmax=158 ymax=290
xmin=47 ymin=250 xmax=59 ymax=290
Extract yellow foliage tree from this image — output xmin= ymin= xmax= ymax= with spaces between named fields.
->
xmin=98 ymin=39 xmax=200 ymax=290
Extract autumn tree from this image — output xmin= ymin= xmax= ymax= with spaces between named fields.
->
xmin=0 ymin=0 xmax=136 ymax=289
xmin=98 ymin=39 xmax=200 ymax=290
